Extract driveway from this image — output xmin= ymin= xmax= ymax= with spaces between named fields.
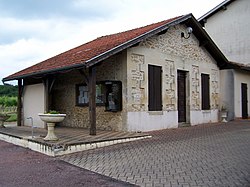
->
xmin=0 ymin=140 xmax=134 ymax=187
xmin=60 ymin=121 xmax=250 ymax=186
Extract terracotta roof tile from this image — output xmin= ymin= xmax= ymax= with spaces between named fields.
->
xmin=5 ymin=16 xmax=183 ymax=80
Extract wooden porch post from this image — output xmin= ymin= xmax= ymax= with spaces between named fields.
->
xmin=89 ymin=66 xmax=96 ymax=135
xmin=44 ymin=77 xmax=49 ymax=113
xmin=17 ymin=79 xmax=22 ymax=126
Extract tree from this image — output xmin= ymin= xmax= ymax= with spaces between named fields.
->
xmin=0 ymin=84 xmax=18 ymax=97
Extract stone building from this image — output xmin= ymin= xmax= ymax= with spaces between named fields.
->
xmin=199 ymin=0 xmax=250 ymax=120
xmin=3 ymin=14 xmax=229 ymax=132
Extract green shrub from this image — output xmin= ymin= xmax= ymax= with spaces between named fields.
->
xmin=47 ymin=110 xmax=60 ymax=114
xmin=0 ymin=96 xmax=17 ymax=107
xmin=0 ymin=84 xmax=18 ymax=97
xmin=5 ymin=113 xmax=17 ymax=122
xmin=0 ymin=97 xmax=4 ymax=106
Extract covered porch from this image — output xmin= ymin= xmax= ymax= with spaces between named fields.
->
xmin=14 ymin=52 xmax=127 ymax=134
xmin=0 ymin=123 xmax=151 ymax=156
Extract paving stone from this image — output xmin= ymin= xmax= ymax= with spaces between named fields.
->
xmin=60 ymin=121 xmax=250 ymax=186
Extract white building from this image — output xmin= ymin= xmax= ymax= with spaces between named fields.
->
xmin=199 ymin=0 xmax=250 ymax=120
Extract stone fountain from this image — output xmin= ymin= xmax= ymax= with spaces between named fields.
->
xmin=38 ymin=113 xmax=66 ymax=141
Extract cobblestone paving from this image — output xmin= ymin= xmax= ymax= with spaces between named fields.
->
xmin=60 ymin=121 xmax=250 ymax=186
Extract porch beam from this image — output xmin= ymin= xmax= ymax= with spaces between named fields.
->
xmin=17 ymin=79 xmax=23 ymax=126
xmin=49 ymin=77 xmax=55 ymax=94
xmin=43 ymin=76 xmax=55 ymax=113
xmin=88 ymin=66 xmax=96 ymax=135
xmin=79 ymin=69 xmax=89 ymax=85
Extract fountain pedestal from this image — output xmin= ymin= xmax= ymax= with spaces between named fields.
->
xmin=38 ymin=113 xmax=66 ymax=141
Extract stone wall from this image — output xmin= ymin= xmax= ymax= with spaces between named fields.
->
xmin=164 ymin=60 xmax=176 ymax=111
xmin=127 ymin=25 xmax=219 ymax=113
xmin=128 ymin=54 xmax=146 ymax=112
xmin=126 ymin=24 xmax=220 ymax=130
xmin=52 ymin=52 xmax=127 ymax=131
xmin=139 ymin=25 xmax=215 ymax=64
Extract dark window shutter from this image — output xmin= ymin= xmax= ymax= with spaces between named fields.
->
xmin=201 ymin=74 xmax=210 ymax=110
xmin=148 ymin=65 xmax=162 ymax=111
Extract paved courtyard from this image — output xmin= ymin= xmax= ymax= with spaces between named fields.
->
xmin=0 ymin=140 xmax=133 ymax=187
xmin=60 ymin=121 xmax=250 ymax=187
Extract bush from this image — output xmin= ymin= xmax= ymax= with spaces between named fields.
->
xmin=5 ymin=113 xmax=17 ymax=122
xmin=0 ymin=97 xmax=4 ymax=106
xmin=47 ymin=110 xmax=60 ymax=114
xmin=0 ymin=84 xmax=18 ymax=97
xmin=0 ymin=96 xmax=17 ymax=107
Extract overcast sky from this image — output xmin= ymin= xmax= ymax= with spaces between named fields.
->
xmin=0 ymin=0 xmax=223 ymax=85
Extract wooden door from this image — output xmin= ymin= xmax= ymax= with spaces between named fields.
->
xmin=241 ymin=83 xmax=248 ymax=119
xmin=177 ymin=71 xmax=186 ymax=122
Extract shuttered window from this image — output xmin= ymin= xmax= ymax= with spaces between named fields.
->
xmin=148 ymin=65 xmax=162 ymax=111
xmin=201 ymin=74 xmax=210 ymax=110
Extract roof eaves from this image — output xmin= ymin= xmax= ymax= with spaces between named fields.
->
xmin=202 ymin=35 xmax=228 ymax=69
xmin=241 ymin=67 xmax=250 ymax=71
xmin=198 ymin=0 xmax=236 ymax=22
xmin=2 ymin=62 xmax=87 ymax=82
xmin=225 ymin=61 xmax=250 ymax=71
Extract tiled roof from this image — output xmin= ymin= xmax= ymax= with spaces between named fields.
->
xmin=4 ymin=16 xmax=183 ymax=81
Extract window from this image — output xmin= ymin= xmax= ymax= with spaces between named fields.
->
xmin=105 ymin=81 xmax=122 ymax=111
xmin=77 ymin=83 xmax=105 ymax=105
xmin=76 ymin=81 xmax=122 ymax=111
xmin=201 ymin=74 xmax=210 ymax=110
xmin=148 ymin=65 xmax=162 ymax=111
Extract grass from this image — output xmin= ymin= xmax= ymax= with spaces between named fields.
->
xmin=6 ymin=113 xmax=17 ymax=122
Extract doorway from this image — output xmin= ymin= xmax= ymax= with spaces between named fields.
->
xmin=177 ymin=70 xmax=187 ymax=122
xmin=241 ymin=83 xmax=248 ymax=119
